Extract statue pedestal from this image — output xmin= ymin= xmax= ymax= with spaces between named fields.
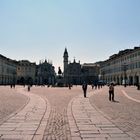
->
xmin=56 ymin=76 xmax=64 ymax=87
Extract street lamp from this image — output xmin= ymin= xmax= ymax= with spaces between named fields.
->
xmin=122 ymin=63 xmax=127 ymax=87
xmin=98 ymin=74 xmax=101 ymax=81
xmin=102 ymin=71 xmax=105 ymax=84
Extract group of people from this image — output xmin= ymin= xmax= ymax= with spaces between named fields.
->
xmin=91 ymin=83 xmax=103 ymax=89
xmin=82 ymin=82 xmax=115 ymax=101
xmin=10 ymin=84 xmax=16 ymax=89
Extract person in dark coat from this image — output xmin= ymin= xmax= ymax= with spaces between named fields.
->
xmin=82 ymin=82 xmax=88 ymax=98
xmin=28 ymin=85 xmax=31 ymax=92
xmin=109 ymin=83 xmax=114 ymax=101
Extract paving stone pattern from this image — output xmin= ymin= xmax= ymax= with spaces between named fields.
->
xmin=0 ymin=87 xmax=50 ymax=140
xmin=68 ymin=92 xmax=134 ymax=140
xmin=89 ymin=86 xmax=140 ymax=140
xmin=43 ymin=107 xmax=71 ymax=140
xmin=31 ymin=87 xmax=83 ymax=140
xmin=0 ymin=86 xmax=139 ymax=140
xmin=0 ymin=86 xmax=28 ymax=124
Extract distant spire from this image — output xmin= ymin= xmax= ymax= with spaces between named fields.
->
xmin=73 ymin=57 xmax=76 ymax=63
xmin=64 ymin=47 xmax=68 ymax=54
xmin=63 ymin=47 xmax=68 ymax=57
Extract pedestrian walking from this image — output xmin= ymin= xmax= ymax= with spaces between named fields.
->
xmin=10 ymin=84 xmax=12 ymax=88
xmin=13 ymin=84 xmax=15 ymax=88
xmin=91 ymin=84 xmax=94 ymax=89
xmin=28 ymin=85 xmax=31 ymax=92
xmin=95 ymin=83 xmax=97 ymax=89
xmin=82 ymin=82 xmax=88 ymax=98
xmin=68 ymin=83 xmax=71 ymax=90
xmin=109 ymin=83 xmax=115 ymax=101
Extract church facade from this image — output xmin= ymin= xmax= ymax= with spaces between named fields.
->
xmin=63 ymin=48 xmax=99 ymax=85
xmin=0 ymin=53 xmax=56 ymax=85
xmin=37 ymin=60 xmax=56 ymax=85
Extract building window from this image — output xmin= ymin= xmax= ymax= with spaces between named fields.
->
xmin=139 ymin=62 xmax=140 ymax=68
xmin=135 ymin=62 xmax=138 ymax=68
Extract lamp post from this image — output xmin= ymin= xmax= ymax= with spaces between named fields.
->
xmin=122 ymin=63 xmax=127 ymax=87
xmin=98 ymin=74 xmax=101 ymax=81
xmin=102 ymin=71 xmax=105 ymax=84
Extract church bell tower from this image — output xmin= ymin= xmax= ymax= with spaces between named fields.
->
xmin=63 ymin=48 xmax=68 ymax=75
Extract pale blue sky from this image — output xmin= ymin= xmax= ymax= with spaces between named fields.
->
xmin=0 ymin=0 xmax=140 ymax=71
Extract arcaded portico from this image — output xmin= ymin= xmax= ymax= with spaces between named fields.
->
xmin=100 ymin=46 xmax=140 ymax=85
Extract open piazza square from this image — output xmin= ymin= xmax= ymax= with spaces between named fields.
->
xmin=0 ymin=85 xmax=140 ymax=140
xmin=1 ymin=0 xmax=140 ymax=139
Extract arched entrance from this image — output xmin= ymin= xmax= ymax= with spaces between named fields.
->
xmin=27 ymin=77 xmax=33 ymax=85
xmin=129 ymin=76 xmax=133 ymax=85
xmin=134 ymin=75 xmax=139 ymax=86
xmin=117 ymin=76 xmax=119 ymax=85
xmin=19 ymin=77 xmax=25 ymax=85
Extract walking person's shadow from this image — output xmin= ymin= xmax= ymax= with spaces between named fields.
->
xmin=112 ymin=100 xmax=119 ymax=103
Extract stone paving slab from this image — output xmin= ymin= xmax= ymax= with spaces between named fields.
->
xmin=0 ymin=87 xmax=51 ymax=140
xmin=0 ymin=86 xmax=138 ymax=140
xmin=0 ymin=86 xmax=28 ymax=125
xmin=89 ymin=86 xmax=140 ymax=140
xmin=121 ymin=86 xmax=140 ymax=100
xmin=67 ymin=92 xmax=135 ymax=140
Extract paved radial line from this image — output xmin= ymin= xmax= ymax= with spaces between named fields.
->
xmin=121 ymin=90 xmax=140 ymax=103
xmin=43 ymin=107 xmax=71 ymax=140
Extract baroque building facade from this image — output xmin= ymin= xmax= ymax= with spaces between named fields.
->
xmin=81 ymin=63 xmax=100 ymax=84
xmin=100 ymin=46 xmax=140 ymax=85
xmin=63 ymin=48 xmax=82 ymax=85
xmin=63 ymin=48 xmax=99 ymax=85
xmin=16 ymin=60 xmax=36 ymax=85
xmin=0 ymin=54 xmax=17 ymax=85
xmin=37 ymin=60 xmax=56 ymax=85
xmin=64 ymin=58 xmax=81 ymax=85
xmin=0 ymin=54 xmax=56 ymax=85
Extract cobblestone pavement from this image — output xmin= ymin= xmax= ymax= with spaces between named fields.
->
xmin=0 ymin=86 xmax=50 ymax=140
xmin=0 ymin=86 xmax=28 ymax=124
xmin=31 ymin=86 xmax=85 ymax=140
xmin=89 ymin=86 xmax=140 ymax=140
